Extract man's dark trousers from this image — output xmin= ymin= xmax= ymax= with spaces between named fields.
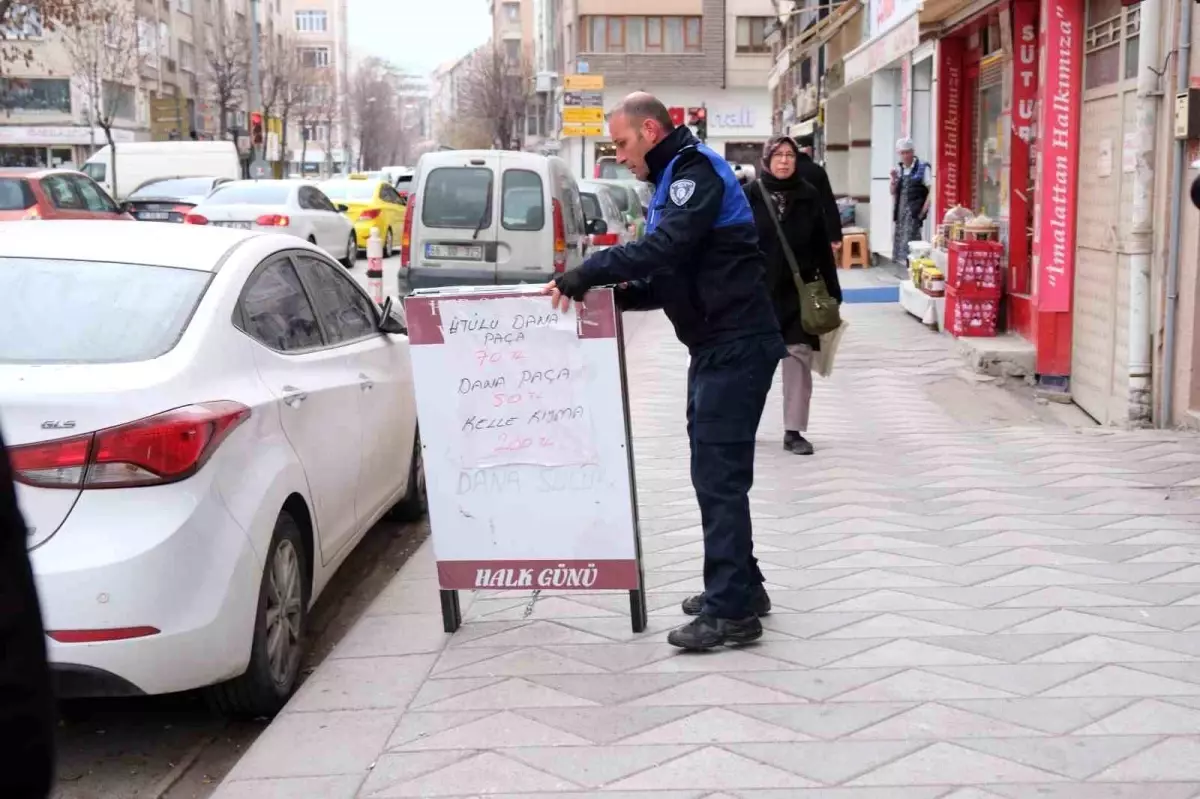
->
xmin=688 ymin=334 xmax=784 ymax=619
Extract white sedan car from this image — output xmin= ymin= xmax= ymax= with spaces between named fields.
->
xmin=0 ymin=221 xmax=423 ymax=715
xmin=185 ymin=179 xmax=359 ymax=269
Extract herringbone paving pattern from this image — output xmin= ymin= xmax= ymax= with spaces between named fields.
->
xmin=215 ymin=305 xmax=1200 ymax=798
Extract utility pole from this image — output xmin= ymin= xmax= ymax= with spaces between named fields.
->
xmin=248 ymin=0 xmax=262 ymax=164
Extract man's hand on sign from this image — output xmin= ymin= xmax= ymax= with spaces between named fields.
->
xmin=543 ymin=269 xmax=590 ymax=311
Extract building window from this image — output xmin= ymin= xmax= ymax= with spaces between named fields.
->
xmin=179 ymin=41 xmax=195 ymax=72
xmin=503 ymin=2 xmax=520 ymax=22
xmin=159 ymin=21 xmax=171 ymax=59
xmin=1084 ymin=0 xmax=1139 ymax=89
xmin=736 ymin=17 xmax=770 ymax=53
xmin=298 ymin=46 xmax=331 ymax=68
xmin=504 ymin=39 xmax=520 ymax=63
xmin=1 ymin=4 xmax=43 ymax=38
xmin=102 ymin=82 xmax=137 ymax=120
xmin=177 ymin=0 xmax=192 ymax=14
xmin=294 ymin=10 xmax=328 ymax=32
xmin=579 ymin=16 xmax=701 ymax=54
xmin=0 ymin=78 xmax=70 ymax=113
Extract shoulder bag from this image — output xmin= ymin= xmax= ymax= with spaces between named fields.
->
xmin=755 ymin=180 xmax=841 ymax=336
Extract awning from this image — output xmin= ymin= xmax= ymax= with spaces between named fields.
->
xmin=840 ymin=11 xmax=920 ymax=86
xmin=768 ymin=1 xmax=864 ymax=87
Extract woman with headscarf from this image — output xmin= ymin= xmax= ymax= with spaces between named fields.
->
xmin=744 ymin=135 xmax=842 ymax=455
xmin=890 ymin=137 xmax=932 ymax=264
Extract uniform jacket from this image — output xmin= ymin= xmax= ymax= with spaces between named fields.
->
xmin=580 ymin=125 xmax=780 ymax=353
xmin=0 ymin=426 xmax=55 ymax=799
xmin=794 ymin=152 xmax=843 ymax=244
xmin=744 ymin=178 xmax=843 ymax=350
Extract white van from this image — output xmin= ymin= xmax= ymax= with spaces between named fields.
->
xmin=403 ymin=150 xmax=590 ymax=289
xmin=82 ymin=141 xmax=241 ymax=201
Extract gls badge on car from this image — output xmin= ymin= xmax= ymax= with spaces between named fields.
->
xmin=41 ymin=420 xmax=77 ymax=430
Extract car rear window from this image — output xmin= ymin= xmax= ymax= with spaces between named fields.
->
xmin=580 ymin=192 xmax=602 ymax=221
xmin=320 ymin=181 xmax=377 ymax=202
xmin=596 ymin=160 xmax=624 ymax=179
xmin=206 ymin=182 xmax=290 ymax=205
xmin=0 ymin=178 xmax=34 ymax=211
xmin=422 ymin=167 xmax=492 ymax=229
xmin=82 ymin=162 xmax=106 ymax=182
xmin=129 ymin=177 xmax=216 ymax=199
xmin=0 ymin=258 xmax=210 ymax=364
xmin=606 ymin=186 xmax=631 ymax=214
xmin=501 ymin=170 xmax=544 ymax=231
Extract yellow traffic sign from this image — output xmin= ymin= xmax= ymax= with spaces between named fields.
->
xmin=563 ymin=107 xmax=603 ymax=124
xmin=564 ymin=74 xmax=604 ymax=91
xmin=563 ymin=123 xmax=604 ymax=137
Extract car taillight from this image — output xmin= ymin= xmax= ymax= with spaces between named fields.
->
xmin=256 ymin=214 xmax=290 ymax=227
xmin=591 ymin=233 xmax=619 ymax=246
xmin=593 ymin=164 xmax=601 ymax=178
xmin=553 ymin=198 xmax=567 ymax=273
xmin=358 ymin=208 xmax=380 ymax=221
xmin=401 ymin=200 xmax=415 ymax=268
xmin=184 ymin=213 xmax=208 ymax=225
xmin=9 ymin=402 xmax=251 ymax=490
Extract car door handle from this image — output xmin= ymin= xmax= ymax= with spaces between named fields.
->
xmin=282 ymin=385 xmax=307 ymax=406
xmin=359 ymin=373 xmax=374 ymax=391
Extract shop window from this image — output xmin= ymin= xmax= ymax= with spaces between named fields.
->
xmin=973 ymin=67 xmax=1004 ymax=221
xmin=0 ymin=78 xmax=70 ymax=113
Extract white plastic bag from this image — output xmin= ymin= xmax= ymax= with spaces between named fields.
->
xmin=813 ymin=320 xmax=849 ymax=378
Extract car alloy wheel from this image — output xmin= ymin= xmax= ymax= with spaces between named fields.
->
xmin=265 ymin=538 xmax=303 ymax=689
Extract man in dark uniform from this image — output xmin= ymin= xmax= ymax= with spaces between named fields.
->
xmin=795 ymin=134 xmax=844 ymax=255
xmin=544 ymin=92 xmax=785 ymax=650
xmin=0 ymin=425 xmax=56 ymax=798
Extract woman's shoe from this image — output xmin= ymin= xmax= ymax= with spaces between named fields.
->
xmin=784 ymin=431 xmax=814 ymax=455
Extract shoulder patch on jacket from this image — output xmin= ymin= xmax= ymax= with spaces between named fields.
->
xmin=669 ymin=179 xmax=696 ymax=206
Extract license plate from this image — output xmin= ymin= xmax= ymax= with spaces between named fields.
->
xmin=138 ymin=212 xmax=170 ymax=220
xmin=214 ymin=221 xmax=252 ymax=229
xmin=426 ymin=243 xmax=483 ymax=260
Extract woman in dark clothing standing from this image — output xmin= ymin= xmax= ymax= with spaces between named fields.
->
xmin=744 ymin=135 xmax=843 ymax=455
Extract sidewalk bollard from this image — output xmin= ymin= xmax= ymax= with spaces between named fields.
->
xmin=366 ymin=227 xmax=383 ymax=305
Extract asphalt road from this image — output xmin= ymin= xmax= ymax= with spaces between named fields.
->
xmin=51 ymin=253 xmax=423 ymax=799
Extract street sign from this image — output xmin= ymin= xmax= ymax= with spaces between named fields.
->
xmin=249 ymin=159 xmax=271 ymax=179
xmin=564 ymin=74 xmax=604 ymax=91
xmin=563 ymin=106 xmax=603 ymax=124
xmin=563 ymin=91 xmax=603 ymax=107
xmin=563 ymin=123 xmax=604 ymax=137
xmin=577 ymin=61 xmax=590 ymax=73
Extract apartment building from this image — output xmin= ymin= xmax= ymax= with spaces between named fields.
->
xmin=282 ymin=0 xmax=350 ymax=174
xmin=0 ymin=0 xmax=281 ymax=167
xmin=538 ymin=0 xmax=775 ymax=177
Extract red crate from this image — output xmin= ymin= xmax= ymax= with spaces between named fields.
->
xmin=944 ymin=287 xmax=999 ymax=338
xmin=947 ymin=240 xmax=1004 ymax=296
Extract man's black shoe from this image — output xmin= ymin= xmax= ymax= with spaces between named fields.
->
xmin=667 ymin=614 xmax=763 ymax=650
xmin=681 ymin=590 xmax=771 ymax=617
xmin=784 ymin=430 xmax=814 ymax=455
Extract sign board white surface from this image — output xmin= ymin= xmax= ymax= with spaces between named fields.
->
xmin=405 ymin=286 xmax=642 ymax=594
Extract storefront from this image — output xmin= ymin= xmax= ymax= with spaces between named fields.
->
xmin=560 ymin=86 xmax=773 ymax=179
xmin=0 ymin=126 xmax=138 ymax=169
xmin=931 ymin=0 xmax=1082 ymax=380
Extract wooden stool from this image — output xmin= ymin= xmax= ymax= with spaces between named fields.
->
xmin=841 ymin=230 xmax=869 ymax=269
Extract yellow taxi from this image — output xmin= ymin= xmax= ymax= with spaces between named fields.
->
xmin=318 ymin=174 xmax=407 ymax=255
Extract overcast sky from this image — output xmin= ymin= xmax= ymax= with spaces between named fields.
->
xmin=347 ymin=0 xmax=492 ymax=74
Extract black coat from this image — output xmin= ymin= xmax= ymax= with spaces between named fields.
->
xmin=0 ymin=426 xmax=55 ymax=798
xmin=744 ymin=179 xmax=843 ymax=350
xmin=794 ymin=152 xmax=843 ymax=244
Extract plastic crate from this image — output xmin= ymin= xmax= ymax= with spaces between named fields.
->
xmin=947 ymin=240 xmax=1004 ymax=296
xmin=944 ymin=287 xmax=999 ymax=338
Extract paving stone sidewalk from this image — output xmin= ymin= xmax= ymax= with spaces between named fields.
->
xmin=215 ymin=304 xmax=1200 ymax=799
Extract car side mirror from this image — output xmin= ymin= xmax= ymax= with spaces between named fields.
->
xmin=586 ymin=218 xmax=607 ymax=235
xmin=121 ymin=202 xmax=134 ymax=214
xmin=398 ymin=192 xmax=409 ymax=205
xmin=335 ymin=203 xmax=349 ymax=213
xmin=379 ymin=296 xmax=408 ymax=335
xmin=1191 ymin=174 xmax=1200 ymax=209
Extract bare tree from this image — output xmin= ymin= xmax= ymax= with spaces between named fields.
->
xmin=60 ymin=0 xmax=144 ymax=195
xmin=457 ymin=43 xmax=532 ymax=149
xmin=294 ymin=65 xmax=335 ymax=177
xmin=351 ymin=57 xmax=405 ymax=171
xmin=0 ymin=0 xmax=103 ymax=77
xmin=205 ymin=10 xmax=249 ymax=138
xmin=260 ymin=32 xmax=302 ymax=172
xmin=434 ymin=110 xmax=491 ymax=150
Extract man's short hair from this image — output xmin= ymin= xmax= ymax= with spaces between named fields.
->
xmin=607 ymin=93 xmax=675 ymax=132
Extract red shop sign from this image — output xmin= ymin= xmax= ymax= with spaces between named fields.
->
xmin=1032 ymin=0 xmax=1083 ymax=312
xmin=1008 ymin=0 xmax=1039 ymax=293
xmin=936 ymin=38 xmax=965 ymax=221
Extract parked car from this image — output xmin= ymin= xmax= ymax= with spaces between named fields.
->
xmin=0 ymin=221 xmax=423 ymax=715
xmin=82 ymin=141 xmax=241 ymax=202
xmin=0 ymin=168 xmax=131 ymax=222
xmin=185 ymin=180 xmax=358 ymax=268
xmin=591 ymin=179 xmax=647 ymax=238
xmin=594 ymin=156 xmax=625 ymax=180
xmin=319 ymin=175 xmax=407 ymax=256
xmin=122 ymin=176 xmax=233 ymax=223
xmin=578 ymin=180 xmax=633 ymax=251
xmin=403 ymin=150 xmax=588 ymax=289
xmin=394 ymin=172 xmax=413 ymax=202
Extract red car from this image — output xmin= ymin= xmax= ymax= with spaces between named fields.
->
xmin=0 ymin=168 xmax=131 ymax=221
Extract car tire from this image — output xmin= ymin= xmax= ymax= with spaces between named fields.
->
xmin=384 ymin=228 xmax=394 ymax=258
xmin=390 ymin=428 xmax=427 ymax=522
xmin=206 ymin=511 xmax=308 ymax=718
xmin=340 ymin=233 xmax=357 ymax=268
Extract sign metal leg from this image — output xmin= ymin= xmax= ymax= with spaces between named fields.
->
xmin=628 ymin=587 xmax=647 ymax=633
xmin=440 ymin=589 xmax=462 ymax=633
